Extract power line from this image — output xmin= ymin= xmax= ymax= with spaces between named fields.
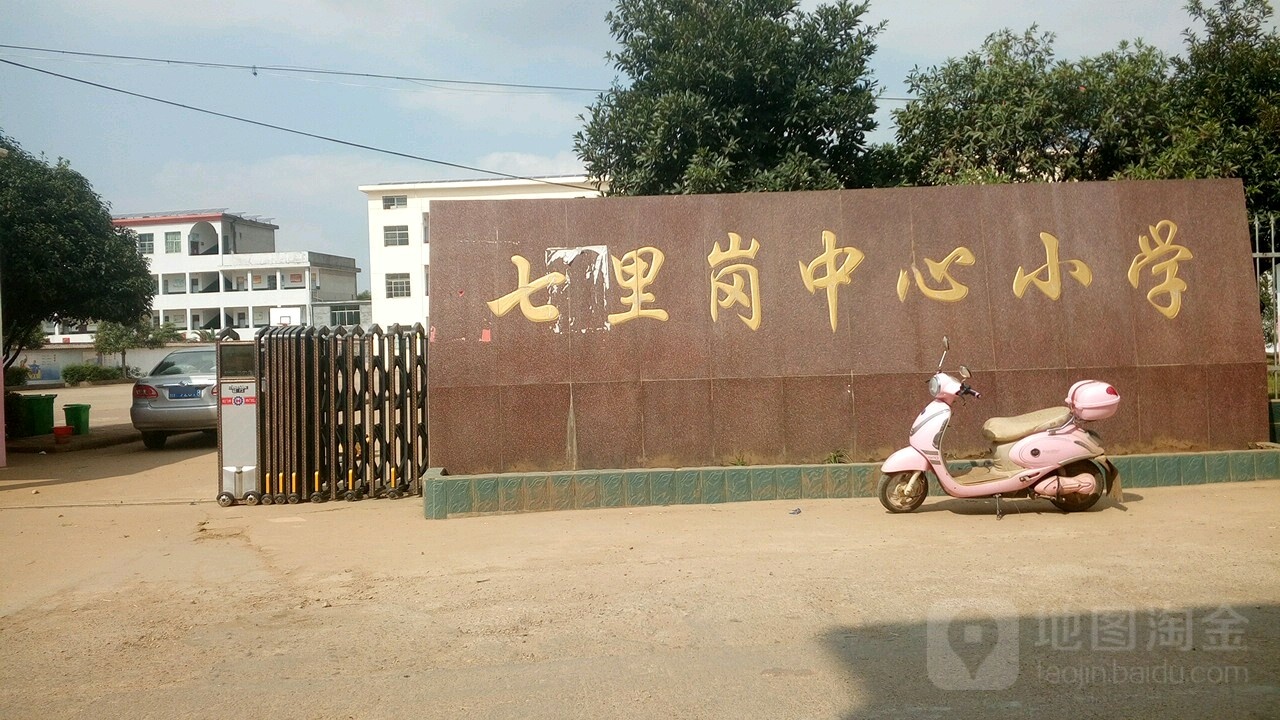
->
xmin=0 ymin=44 xmax=918 ymax=102
xmin=0 ymin=58 xmax=596 ymax=191
xmin=0 ymin=44 xmax=607 ymax=94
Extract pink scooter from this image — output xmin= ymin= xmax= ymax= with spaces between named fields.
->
xmin=878 ymin=338 xmax=1122 ymax=517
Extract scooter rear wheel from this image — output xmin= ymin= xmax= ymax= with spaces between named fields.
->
xmin=878 ymin=471 xmax=928 ymax=513
xmin=1048 ymin=461 xmax=1104 ymax=512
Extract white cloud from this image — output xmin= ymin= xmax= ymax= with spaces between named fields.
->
xmin=474 ymin=150 xmax=585 ymax=177
xmin=47 ymin=0 xmax=615 ymax=76
xmin=61 ymin=0 xmax=445 ymax=53
xmin=392 ymin=85 xmax=592 ymax=142
xmin=810 ymin=0 xmax=1189 ymax=63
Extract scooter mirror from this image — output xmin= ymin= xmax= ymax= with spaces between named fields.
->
xmin=959 ymin=365 xmax=971 ymax=379
xmin=942 ymin=336 xmax=949 ymax=350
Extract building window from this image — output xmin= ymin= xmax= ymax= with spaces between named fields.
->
xmin=383 ymin=225 xmax=410 ymax=246
xmin=329 ymin=304 xmax=361 ymax=326
xmin=137 ymin=233 xmax=154 ymax=254
xmin=423 ymin=265 xmax=430 ymax=297
xmin=383 ymin=195 xmax=408 ymax=210
xmin=386 ymin=273 xmax=411 ymax=298
xmin=165 ymin=231 xmax=181 ymax=253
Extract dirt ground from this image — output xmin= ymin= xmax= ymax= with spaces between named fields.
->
xmin=1 ymin=428 xmax=1278 ymax=719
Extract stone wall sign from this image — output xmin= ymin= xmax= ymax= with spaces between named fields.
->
xmin=428 ymin=179 xmax=1263 ymax=474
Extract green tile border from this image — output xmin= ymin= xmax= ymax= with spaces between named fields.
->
xmin=674 ymin=470 xmax=700 ymax=504
xmin=576 ymin=472 xmax=601 ymax=509
xmin=423 ymin=450 xmax=1280 ymax=518
xmin=1179 ymin=455 xmax=1206 ymax=485
xmin=1156 ymin=456 xmax=1181 ymax=486
xmin=801 ymin=466 xmax=828 ymax=499
xmin=828 ymin=465 xmax=852 ymax=499
xmin=550 ymin=474 xmax=575 ymax=511
xmin=730 ymin=468 xmax=755 ymax=502
xmin=776 ymin=467 xmax=802 ymax=500
xmin=651 ymin=470 xmax=674 ymax=506
xmin=1258 ymin=451 xmax=1280 ymax=481
xmin=1205 ymin=452 xmax=1231 ymax=483
xmin=625 ymin=471 xmax=651 ymax=506
xmin=702 ymin=469 xmax=726 ymax=504
xmin=1229 ymin=451 xmax=1256 ymax=483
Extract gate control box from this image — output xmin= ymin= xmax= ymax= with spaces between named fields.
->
xmin=216 ymin=341 xmax=260 ymax=506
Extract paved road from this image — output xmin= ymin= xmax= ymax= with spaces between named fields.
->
xmin=11 ymin=382 xmax=136 ymax=428
xmin=0 ymin=438 xmax=1277 ymax=720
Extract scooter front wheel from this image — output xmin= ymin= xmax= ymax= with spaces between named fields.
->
xmin=878 ymin=471 xmax=928 ymax=513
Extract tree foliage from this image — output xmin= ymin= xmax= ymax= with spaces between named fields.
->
xmin=1124 ymin=0 xmax=1280 ymax=213
xmin=895 ymin=29 xmax=1175 ymax=185
xmin=94 ymin=319 xmax=181 ymax=370
xmin=891 ymin=1 xmax=1280 ymax=214
xmin=1 ymin=133 xmax=154 ymax=368
xmin=575 ymin=0 xmax=885 ymax=195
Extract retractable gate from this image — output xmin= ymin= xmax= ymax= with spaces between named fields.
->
xmin=216 ymin=323 xmax=428 ymax=506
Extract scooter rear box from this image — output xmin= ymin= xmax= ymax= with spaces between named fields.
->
xmin=1066 ymin=380 xmax=1120 ymax=420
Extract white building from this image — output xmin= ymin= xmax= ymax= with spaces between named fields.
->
xmin=358 ymin=176 xmax=601 ymax=327
xmin=78 ymin=209 xmax=363 ymax=339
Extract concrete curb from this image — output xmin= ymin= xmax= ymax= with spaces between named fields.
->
xmin=423 ymin=449 xmax=1280 ymax=519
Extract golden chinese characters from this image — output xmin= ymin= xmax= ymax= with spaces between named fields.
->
xmin=487 ymin=255 xmax=566 ymax=323
xmin=1128 ymin=220 xmax=1192 ymax=319
xmin=799 ymin=230 xmax=864 ymax=332
xmin=609 ymin=247 xmax=669 ymax=325
xmin=896 ymin=247 xmax=975 ymax=303
xmin=1014 ymin=232 xmax=1093 ymax=300
xmin=709 ymin=232 xmax=762 ymax=330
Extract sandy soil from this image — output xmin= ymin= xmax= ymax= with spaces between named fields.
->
xmin=1 ymin=435 xmax=1278 ymax=719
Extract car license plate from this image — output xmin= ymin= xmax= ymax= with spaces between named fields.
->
xmin=168 ymin=387 xmax=203 ymax=400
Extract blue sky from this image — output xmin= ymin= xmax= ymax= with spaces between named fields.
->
xmin=2 ymin=0 xmax=1195 ymax=291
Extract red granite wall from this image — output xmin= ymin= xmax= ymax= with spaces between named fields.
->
xmin=427 ymin=179 xmax=1264 ymax=474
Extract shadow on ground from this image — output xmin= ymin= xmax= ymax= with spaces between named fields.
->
xmin=0 ymin=431 xmax=217 ymax=493
xmin=824 ymin=603 xmax=1278 ymax=719
xmin=907 ymin=493 xmax=1140 ymax=516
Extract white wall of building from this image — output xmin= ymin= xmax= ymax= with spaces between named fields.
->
xmin=51 ymin=211 xmax=363 ymax=342
xmin=360 ymin=176 xmax=602 ymax=328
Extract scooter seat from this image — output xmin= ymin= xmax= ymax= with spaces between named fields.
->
xmin=983 ymin=406 xmax=1071 ymax=443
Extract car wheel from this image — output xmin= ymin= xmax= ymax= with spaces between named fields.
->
xmin=141 ymin=431 xmax=167 ymax=450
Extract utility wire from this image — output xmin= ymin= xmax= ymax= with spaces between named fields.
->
xmin=0 ymin=44 xmax=607 ymax=93
xmin=0 ymin=43 xmax=917 ymax=101
xmin=0 ymin=58 xmax=596 ymax=191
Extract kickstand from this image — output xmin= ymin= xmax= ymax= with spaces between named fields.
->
xmin=995 ymin=494 xmax=1004 ymax=520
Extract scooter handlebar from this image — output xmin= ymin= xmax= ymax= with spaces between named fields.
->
xmin=960 ymin=383 xmax=981 ymax=399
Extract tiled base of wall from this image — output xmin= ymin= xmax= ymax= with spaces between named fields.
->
xmin=422 ymin=450 xmax=1280 ymax=519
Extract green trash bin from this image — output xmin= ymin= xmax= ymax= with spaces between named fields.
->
xmin=63 ymin=403 xmax=91 ymax=435
xmin=18 ymin=394 xmax=57 ymax=437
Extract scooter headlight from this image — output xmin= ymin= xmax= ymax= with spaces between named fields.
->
xmin=928 ymin=375 xmax=941 ymax=398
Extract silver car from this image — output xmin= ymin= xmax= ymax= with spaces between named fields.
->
xmin=130 ymin=348 xmax=217 ymax=449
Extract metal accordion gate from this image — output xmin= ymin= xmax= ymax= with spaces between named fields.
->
xmin=245 ymin=323 xmax=428 ymax=505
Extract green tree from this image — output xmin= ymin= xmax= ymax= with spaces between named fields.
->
xmin=94 ymin=318 xmax=181 ymax=371
xmin=894 ymin=28 xmax=1175 ymax=185
xmin=0 ymin=133 xmax=154 ymax=369
xmin=575 ymin=0 xmax=885 ymax=195
xmin=1125 ymin=0 xmax=1280 ymax=213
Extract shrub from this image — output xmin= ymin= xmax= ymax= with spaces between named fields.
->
xmin=4 ymin=365 xmax=30 ymax=387
xmin=61 ymin=364 xmax=125 ymax=384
